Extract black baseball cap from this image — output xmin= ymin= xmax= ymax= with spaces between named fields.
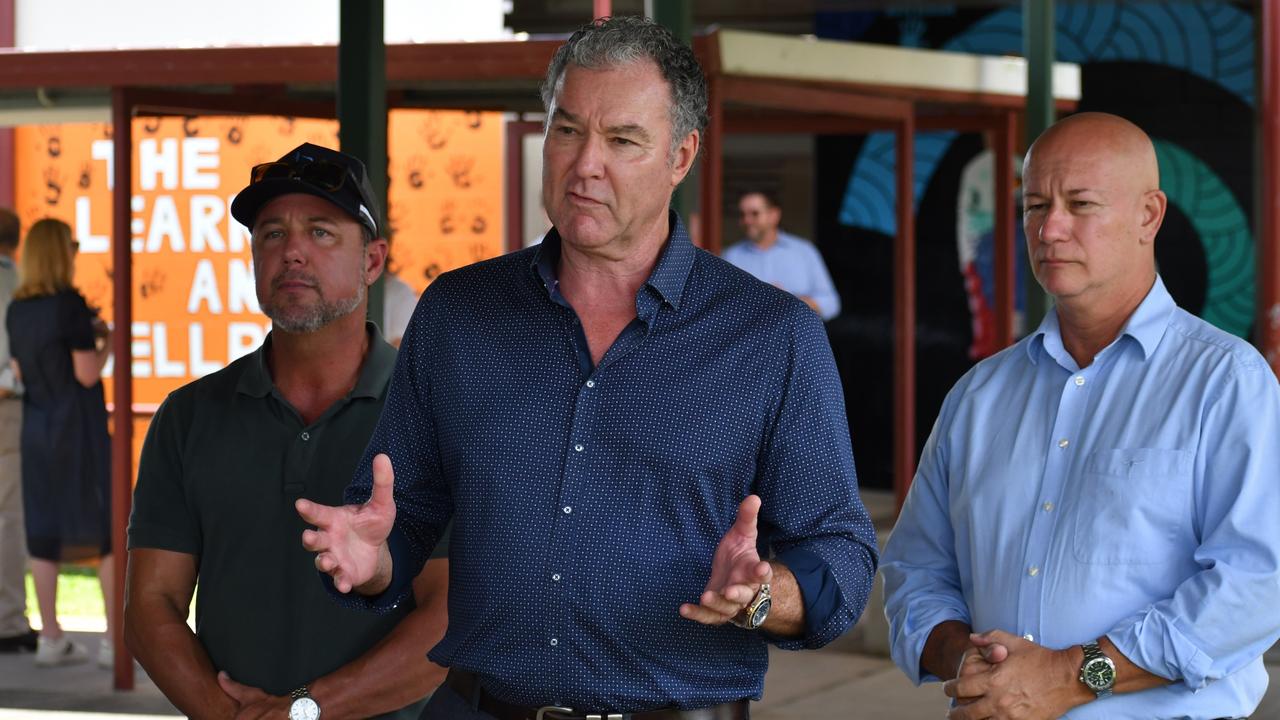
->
xmin=230 ymin=142 xmax=382 ymax=238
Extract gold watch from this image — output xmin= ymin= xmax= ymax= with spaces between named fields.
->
xmin=731 ymin=583 xmax=772 ymax=630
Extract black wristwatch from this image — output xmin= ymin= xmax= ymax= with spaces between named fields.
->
xmin=1078 ymin=641 xmax=1116 ymax=698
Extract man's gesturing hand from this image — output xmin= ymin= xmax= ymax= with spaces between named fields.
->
xmin=680 ymin=494 xmax=772 ymax=626
xmin=297 ymin=453 xmax=397 ymax=595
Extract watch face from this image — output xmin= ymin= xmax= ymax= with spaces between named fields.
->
xmin=749 ymin=597 xmax=772 ymax=628
xmin=289 ymin=697 xmax=320 ymax=720
xmin=1082 ymin=658 xmax=1116 ymax=691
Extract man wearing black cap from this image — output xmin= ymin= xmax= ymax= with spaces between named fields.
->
xmin=125 ymin=143 xmax=449 ymax=720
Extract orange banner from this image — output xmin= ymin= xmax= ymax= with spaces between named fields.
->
xmin=13 ymin=111 xmax=505 ymax=408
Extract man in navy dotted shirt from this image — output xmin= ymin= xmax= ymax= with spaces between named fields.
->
xmin=300 ymin=16 xmax=878 ymax=719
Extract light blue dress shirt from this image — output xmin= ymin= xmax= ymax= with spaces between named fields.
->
xmin=882 ymin=276 xmax=1280 ymax=719
xmin=722 ymin=231 xmax=841 ymax=320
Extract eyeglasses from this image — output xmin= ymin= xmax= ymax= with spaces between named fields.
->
xmin=249 ymin=159 xmax=353 ymax=193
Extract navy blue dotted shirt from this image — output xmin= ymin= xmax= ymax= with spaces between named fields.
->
xmin=340 ymin=213 xmax=878 ymax=711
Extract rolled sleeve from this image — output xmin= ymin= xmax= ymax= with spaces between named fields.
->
xmin=758 ymin=305 xmax=878 ymax=650
xmin=1106 ymin=358 xmax=1280 ymax=690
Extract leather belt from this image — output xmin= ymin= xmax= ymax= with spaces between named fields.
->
xmin=443 ymin=669 xmax=750 ymax=720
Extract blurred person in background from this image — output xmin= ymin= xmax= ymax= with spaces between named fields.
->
xmin=724 ymin=190 xmax=841 ymax=320
xmin=4 ymin=218 xmax=114 ymax=668
xmin=0 ymin=208 xmax=37 ymax=654
xmin=381 ymin=265 xmax=419 ymax=348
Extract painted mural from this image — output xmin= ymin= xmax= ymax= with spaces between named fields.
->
xmin=810 ymin=1 xmax=1255 ymax=487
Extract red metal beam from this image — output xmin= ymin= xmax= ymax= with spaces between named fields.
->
xmin=0 ymin=40 xmax=562 ymax=89
xmin=701 ymin=74 xmax=724 ymax=253
xmin=110 ymin=86 xmax=135 ymax=691
xmin=719 ymin=76 xmax=912 ymax=123
xmin=1262 ymin=0 xmax=1280 ymax=377
xmin=723 ymin=113 xmax=896 ymax=135
xmin=894 ymin=115 xmax=916 ymax=512
xmin=994 ymin=110 xmax=1017 ymax=348
xmin=0 ymin=45 xmax=338 ymax=87
xmin=505 ymin=120 xmax=542 ymax=253
xmin=594 ymin=0 xmax=611 ymax=19
xmin=130 ymin=88 xmax=336 ymax=119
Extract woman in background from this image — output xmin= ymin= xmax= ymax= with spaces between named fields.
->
xmin=4 ymin=218 xmax=113 ymax=668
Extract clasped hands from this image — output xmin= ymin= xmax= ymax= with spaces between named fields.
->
xmin=294 ymin=453 xmax=770 ymax=626
xmin=944 ymin=630 xmax=1086 ymax=720
xmin=214 ymin=672 xmax=291 ymax=720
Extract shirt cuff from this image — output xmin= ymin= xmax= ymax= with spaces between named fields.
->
xmin=772 ymin=547 xmax=843 ymax=644
xmin=1107 ymin=613 xmax=1213 ymax=690
xmin=320 ymin=525 xmax=417 ymax=614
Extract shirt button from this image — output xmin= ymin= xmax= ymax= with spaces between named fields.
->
xmin=1074 ymin=376 xmax=1085 ymax=387
xmin=1042 ymin=502 xmax=1054 ymax=512
xmin=1028 ymin=565 xmax=1040 ymax=577
xmin=300 ymin=432 xmax=310 ymax=441
xmin=550 ymin=638 xmax=558 ymax=646
xmin=1023 ymin=633 xmax=1035 ymax=642
xmin=1057 ymin=438 xmax=1069 ymax=449
xmin=552 ymin=573 xmax=561 ymax=582
xmin=574 ymin=443 xmax=584 ymax=452
xmin=585 ymin=380 xmax=595 ymax=388
xmin=563 ymin=506 xmax=572 ymax=514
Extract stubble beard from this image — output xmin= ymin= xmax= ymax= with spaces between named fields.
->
xmin=261 ymin=273 xmax=366 ymax=334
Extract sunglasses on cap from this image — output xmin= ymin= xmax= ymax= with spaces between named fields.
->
xmin=249 ymin=159 xmax=355 ymax=193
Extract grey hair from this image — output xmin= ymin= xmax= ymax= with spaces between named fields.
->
xmin=540 ymin=16 xmax=708 ymax=162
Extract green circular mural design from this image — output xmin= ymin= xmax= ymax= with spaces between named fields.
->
xmin=1153 ymin=139 xmax=1254 ymax=338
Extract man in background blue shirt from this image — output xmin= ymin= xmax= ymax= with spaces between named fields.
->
xmin=882 ymin=112 xmax=1280 ymax=719
xmin=724 ymin=190 xmax=841 ymax=320
xmin=298 ymin=16 xmax=878 ymax=720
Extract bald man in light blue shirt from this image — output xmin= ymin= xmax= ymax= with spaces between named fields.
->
xmin=882 ymin=113 xmax=1280 ymax=719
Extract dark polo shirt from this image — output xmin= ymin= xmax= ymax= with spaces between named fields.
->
xmin=129 ymin=324 xmax=444 ymax=716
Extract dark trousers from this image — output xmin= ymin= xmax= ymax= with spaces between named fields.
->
xmin=419 ymin=684 xmax=497 ymax=719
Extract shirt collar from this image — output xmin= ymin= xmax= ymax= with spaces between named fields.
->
xmin=236 ymin=321 xmax=394 ymax=399
xmin=1027 ymin=275 xmax=1175 ymax=366
xmin=530 ymin=210 xmax=696 ymax=313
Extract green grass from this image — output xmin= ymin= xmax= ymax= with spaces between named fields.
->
xmin=24 ymin=565 xmax=106 ymax=625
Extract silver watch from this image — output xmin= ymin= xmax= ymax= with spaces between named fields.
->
xmin=1078 ymin=641 xmax=1116 ymax=698
xmin=289 ymin=685 xmax=321 ymax=720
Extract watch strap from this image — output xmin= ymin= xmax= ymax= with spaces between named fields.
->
xmin=1079 ymin=641 xmax=1115 ymax=698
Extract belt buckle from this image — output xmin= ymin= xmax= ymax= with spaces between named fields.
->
xmin=533 ymin=708 xmax=622 ymax=720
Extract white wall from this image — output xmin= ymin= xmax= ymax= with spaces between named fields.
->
xmin=15 ymin=0 xmax=510 ymax=50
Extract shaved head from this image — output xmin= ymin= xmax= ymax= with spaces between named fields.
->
xmin=1025 ymin=112 xmax=1160 ymax=194
xmin=1021 ymin=112 xmax=1168 ymax=326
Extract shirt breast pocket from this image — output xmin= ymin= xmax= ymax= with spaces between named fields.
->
xmin=1071 ymin=448 xmax=1194 ymax=565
